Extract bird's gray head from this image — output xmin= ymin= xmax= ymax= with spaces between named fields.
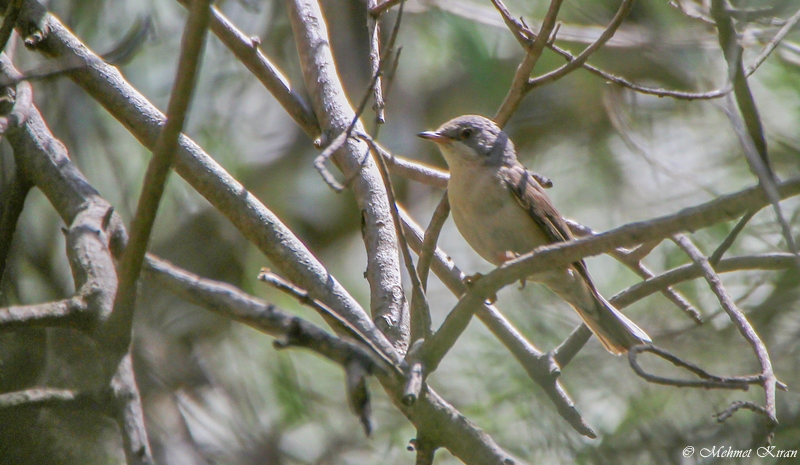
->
xmin=418 ymin=115 xmax=516 ymax=167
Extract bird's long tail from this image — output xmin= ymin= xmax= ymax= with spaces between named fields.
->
xmin=544 ymin=270 xmax=651 ymax=355
xmin=579 ymin=293 xmax=651 ymax=355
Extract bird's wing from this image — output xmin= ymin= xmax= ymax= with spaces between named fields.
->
xmin=499 ymin=164 xmax=597 ymax=287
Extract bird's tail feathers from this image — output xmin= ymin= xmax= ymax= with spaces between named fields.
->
xmin=575 ymin=294 xmax=651 ymax=355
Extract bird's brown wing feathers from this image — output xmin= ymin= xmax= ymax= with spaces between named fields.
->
xmin=499 ymin=164 xmax=651 ymax=353
xmin=498 ymin=164 xmax=597 ymax=288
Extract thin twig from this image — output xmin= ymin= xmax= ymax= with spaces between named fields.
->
xmin=495 ymin=1 xmax=733 ymax=101
xmin=745 ymin=6 xmax=800 ymax=77
xmin=493 ymin=0 xmax=564 ymax=127
xmin=418 ymin=193 xmax=449 ymax=291
xmin=711 ymin=0 xmax=769 ymax=168
xmin=176 ymin=0 xmax=320 ymax=139
xmin=712 ymin=0 xmax=798 ymax=268
xmin=367 ymin=2 xmax=385 ymax=124
xmin=109 ymin=0 xmax=212 ymax=360
xmin=383 ymin=151 xmax=449 ymax=189
xmin=668 ymin=0 xmax=715 ymax=25
xmin=673 ymin=234 xmax=779 ymax=425
xmin=721 ymin=97 xmax=800 ymax=269
xmin=313 ymin=0 xmax=405 ymax=191
xmin=613 ymin=253 xmax=797 ymax=309
xmin=257 ymin=268 xmax=395 ymax=368
xmin=709 ymin=210 xmax=755 ymax=266
xmin=715 ymin=400 xmax=770 ymax=423
xmin=628 ymin=345 xmax=758 ymax=390
xmin=370 ymin=0 xmax=401 ymax=17
xmin=527 ymin=0 xmax=636 ymax=90
xmin=551 ymin=324 xmax=592 ymax=368
xmin=566 ymin=220 xmax=700 ymax=323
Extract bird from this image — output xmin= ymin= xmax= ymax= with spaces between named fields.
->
xmin=418 ymin=114 xmax=651 ymax=355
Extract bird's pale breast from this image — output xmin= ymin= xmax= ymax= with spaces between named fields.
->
xmin=447 ymin=164 xmax=551 ymax=266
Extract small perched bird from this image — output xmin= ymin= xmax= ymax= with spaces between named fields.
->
xmin=419 ymin=115 xmax=650 ymax=354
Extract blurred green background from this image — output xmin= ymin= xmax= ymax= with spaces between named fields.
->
xmin=1 ymin=0 xmax=800 ymax=463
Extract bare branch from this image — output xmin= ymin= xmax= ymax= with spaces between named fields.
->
xmin=361 ymin=133 xmax=430 ymax=344
xmin=370 ymin=0 xmax=401 ymax=17
xmin=399 ymin=208 xmax=596 ymax=438
xmin=527 ymin=0 xmax=636 ymax=90
xmin=367 ymin=3 xmax=385 ymax=124
xmin=286 ymin=0 xmax=408 ymax=349
xmin=382 ymin=147 xmax=449 ymax=189
xmin=110 ymin=0 xmax=212 ymax=361
xmin=148 ymin=256 xmax=526 ymax=463
xmin=1 ymin=55 xmax=151 ymax=464
xmin=110 ymin=353 xmax=153 ymax=465
xmin=711 ymin=0 xmax=770 ymax=169
xmin=14 ymin=6 xmax=397 ymax=361
xmin=464 ymin=177 xmax=800 ymax=305
xmin=715 ymin=400 xmax=771 ymax=423
xmin=418 ymin=193 xmax=449 ymax=291
xmin=493 ymin=0 xmax=564 ymax=127
xmin=0 ymin=387 xmax=103 ymax=410
xmin=721 ymin=96 xmax=800 ymax=269
xmin=709 ymin=210 xmax=756 ymax=266
xmin=177 ymin=0 xmax=320 ymax=139
xmin=148 ymin=257 xmax=394 ymax=374
xmin=613 ymin=253 xmax=797 ymax=308
xmin=673 ymin=234 xmax=779 ymax=425
xmin=628 ymin=345 xmax=758 ymax=390
xmin=566 ymin=220 xmax=700 ymax=323
xmin=745 ymin=6 xmax=800 ymax=77
xmin=551 ymin=325 xmax=592 ymax=368
xmin=495 ymin=1 xmax=732 ymax=101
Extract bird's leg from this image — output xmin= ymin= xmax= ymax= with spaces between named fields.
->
xmin=497 ymin=251 xmax=528 ymax=290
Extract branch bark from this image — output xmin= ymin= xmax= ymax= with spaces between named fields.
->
xmin=8 ymin=0 xmax=398 ymax=363
xmin=285 ymin=0 xmax=409 ymax=350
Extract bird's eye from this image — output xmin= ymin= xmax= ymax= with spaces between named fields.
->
xmin=459 ymin=128 xmax=473 ymax=140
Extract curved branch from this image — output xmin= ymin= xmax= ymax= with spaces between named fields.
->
xmin=673 ymin=235 xmax=779 ymax=425
xmin=176 ymin=0 xmax=320 ymax=139
xmin=286 ymin=0 xmax=408 ymax=349
xmin=527 ymin=0 xmax=636 ymax=89
xmin=628 ymin=345 xmax=757 ymax=390
xmin=612 ymin=253 xmax=796 ymax=309
xmin=11 ymin=2 xmax=397 ymax=362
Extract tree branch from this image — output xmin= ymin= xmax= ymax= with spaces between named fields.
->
xmin=613 ymin=253 xmax=796 ymax=308
xmin=493 ymin=0 xmax=564 ymax=127
xmin=110 ymin=0 xmax=212 ymax=363
xmin=527 ymin=0 xmax=636 ymax=90
xmin=286 ymin=0 xmax=409 ymax=350
xmin=399 ymin=208 xmax=596 ymax=438
xmin=176 ymin=0 xmax=320 ymax=139
xmin=673 ymin=234 xmax=779 ymax=425
xmin=10 ymin=2 xmax=398 ymax=362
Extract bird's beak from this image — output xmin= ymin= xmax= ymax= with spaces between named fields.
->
xmin=418 ymin=130 xmax=448 ymax=143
